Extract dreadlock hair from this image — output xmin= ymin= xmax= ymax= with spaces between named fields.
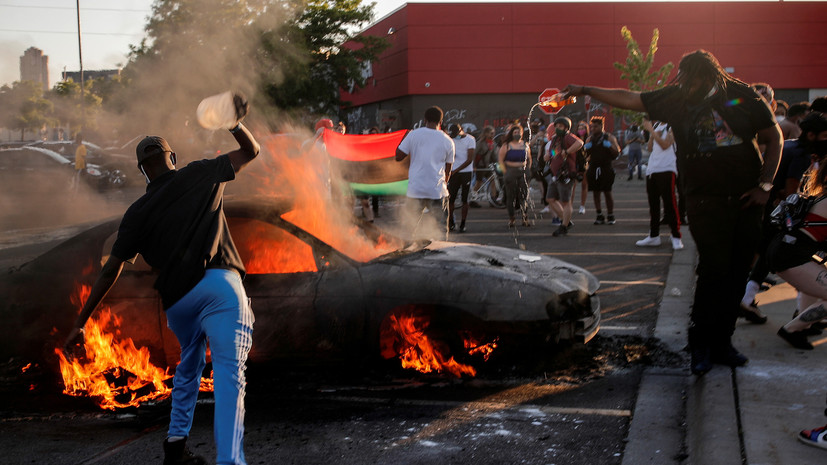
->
xmin=671 ymin=50 xmax=748 ymax=97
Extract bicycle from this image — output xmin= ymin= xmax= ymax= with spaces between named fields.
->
xmin=468 ymin=163 xmax=505 ymax=208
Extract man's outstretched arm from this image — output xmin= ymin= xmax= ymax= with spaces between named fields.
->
xmin=562 ymin=85 xmax=646 ymax=113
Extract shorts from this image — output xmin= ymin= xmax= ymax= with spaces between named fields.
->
xmin=447 ymin=171 xmax=472 ymax=204
xmin=766 ymin=230 xmax=823 ymax=272
xmin=587 ymin=164 xmax=615 ymax=192
xmin=546 ymin=178 xmax=575 ymax=202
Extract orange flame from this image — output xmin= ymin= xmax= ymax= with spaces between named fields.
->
xmin=235 ymin=132 xmax=400 ymax=271
xmin=56 ymin=284 xmax=213 ymax=410
xmin=382 ymin=313 xmax=498 ymax=378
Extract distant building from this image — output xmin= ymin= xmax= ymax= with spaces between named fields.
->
xmin=61 ymin=69 xmax=121 ymax=83
xmin=20 ymin=47 xmax=49 ymax=90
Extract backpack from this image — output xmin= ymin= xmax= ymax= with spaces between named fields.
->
xmin=769 ymin=193 xmax=827 ymax=232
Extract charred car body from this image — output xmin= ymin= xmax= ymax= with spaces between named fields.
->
xmin=0 ymin=200 xmax=600 ymax=370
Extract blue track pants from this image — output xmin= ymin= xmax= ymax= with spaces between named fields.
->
xmin=166 ymin=269 xmax=254 ymax=465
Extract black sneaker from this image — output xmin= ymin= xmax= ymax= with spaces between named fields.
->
xmin=552 ymin=225 xmax=568 ymax=237
xmin=607 ymin=214 xmax=616 ymax=225
xmin=459 ymin=221 xmax=466 ymax=233
xmin=566 ymin=221 xmax=574 ymax=230
xmin=164 ymin=438 xmax=207 ymax=465
xmin=777 ymin=327 xmax=814 ymax=350
xmin=594 ymin=214 xmax=606 ymax=225
xmin=738 ymin=300 xmax=768 ymax=324
xmin=690 ymin=346 xmax=713 ymax=376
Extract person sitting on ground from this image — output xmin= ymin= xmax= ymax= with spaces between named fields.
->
xmin=766 ymin=129 xmax=827 ymax=350
xmin=740 ymin=112 xmax=827 ymax=324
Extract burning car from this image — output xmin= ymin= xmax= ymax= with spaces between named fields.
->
xmin=0 ymin=199 xmax=599 ymax=378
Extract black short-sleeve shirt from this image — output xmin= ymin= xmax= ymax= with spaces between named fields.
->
xmin=111 ymin=154 xmax=245 ymax=309
xmin=641 ymin=82 xmax=776 ymax=196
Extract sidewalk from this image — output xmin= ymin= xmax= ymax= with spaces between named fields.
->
xmin=622 ymin=232 xmax=827 ymax=464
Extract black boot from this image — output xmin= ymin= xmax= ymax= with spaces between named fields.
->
xmin=163 ymin=438 xmax=207 ymax=465
xmin=711 ymin=343 xmax=749 ymax=367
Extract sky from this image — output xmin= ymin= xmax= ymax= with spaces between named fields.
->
xmin=0 ymin=0 xmax=796 ymax=88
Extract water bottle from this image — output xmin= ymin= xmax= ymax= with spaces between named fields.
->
xmin=196 ymin=91 xmax=248 ymax=130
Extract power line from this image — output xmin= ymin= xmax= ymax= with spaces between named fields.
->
xmin=0 ymin=28 xmax=142 ymax=36
xmin=0 ymin=4 xmax=150 ymax=12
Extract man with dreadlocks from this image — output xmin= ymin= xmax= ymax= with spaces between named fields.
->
xmin=562 ymin=50 xmax=782 ymax=376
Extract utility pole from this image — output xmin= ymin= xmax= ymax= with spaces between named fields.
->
xmin=76 ymin=0 xmax=84 ymax=133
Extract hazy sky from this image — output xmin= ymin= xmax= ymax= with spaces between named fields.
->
xmin=0 ymin=0 xmax=793 ymax=88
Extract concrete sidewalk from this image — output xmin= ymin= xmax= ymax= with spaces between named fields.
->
xmin=622 ymin=232 xmax=827 ymax=464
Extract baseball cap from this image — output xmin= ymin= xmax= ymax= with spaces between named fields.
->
xmin=315 ymin=118 xmax=334 ymax=132
xmin=136 ymin=136 xmax=173 ymax=165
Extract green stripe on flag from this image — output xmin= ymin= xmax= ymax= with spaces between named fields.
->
xmin=350 ymin=180 xmax=408 ymax=196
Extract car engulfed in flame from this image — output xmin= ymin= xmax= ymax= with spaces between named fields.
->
xmin=0 ymin=199 xmax=600 ymax=381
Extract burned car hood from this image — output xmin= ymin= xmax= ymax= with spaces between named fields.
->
xmin=377 ymin=240 xmax=599 ymax=296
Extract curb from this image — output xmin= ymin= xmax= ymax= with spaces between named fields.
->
xmin=621 ymin=232 xmax=743 ymax=465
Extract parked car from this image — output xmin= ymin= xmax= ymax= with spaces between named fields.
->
xmin=0 ymin=199 xmax=600 ymax=370
xmin=0 ymin=146 xmax=126 ymax=192
xmin=26 ymin=140 xmax=135 ymax=186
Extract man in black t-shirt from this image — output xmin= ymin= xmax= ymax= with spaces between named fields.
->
xmin=562 ymin=50 xmax=782 ymax=376
xmin=63 ymin=106 xmax=260 ymax=464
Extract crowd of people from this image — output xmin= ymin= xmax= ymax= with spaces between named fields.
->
xmin=384 ymin=51 xmax=827 ymax=451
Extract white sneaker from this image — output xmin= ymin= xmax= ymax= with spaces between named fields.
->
xmin=671 ymin=236 xmax=684 ymax=250
xmin=578 ymin=205 xmax=586 ymax=214
xmin=540 ymin=206 xmax=550 ymax=213
xmin=636 ymin=235 xmax=661 ymax=247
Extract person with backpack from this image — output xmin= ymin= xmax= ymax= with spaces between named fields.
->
xmin=583 ymin=116 xmax=621 ymax=225
xmin=543 ymin=116 xmax=583 ymax=236
xmin=739 ymin=112 xmax=827 ymax=324
xmin=764 ymin=135 xmax=827 ymax=451
xmin=635 ymin=118 xmax=684 ymax=250
xmin=765 ymin=115 xmax=827 ymax=350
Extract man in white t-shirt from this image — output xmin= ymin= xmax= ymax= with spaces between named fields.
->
xmin=395 ymin=106 xmax=455 ymax=234
xmin=447 ymin=123 xmax=476 ymax=232
xmin=635 ymin=119 xmax=683 ymax=250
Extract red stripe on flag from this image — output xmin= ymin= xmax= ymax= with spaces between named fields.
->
xmin=322 ymin=129 xmax=408 ymax=162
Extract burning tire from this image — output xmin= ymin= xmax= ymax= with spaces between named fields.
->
xmin=378 ymin=304 xmax=497 ymax=378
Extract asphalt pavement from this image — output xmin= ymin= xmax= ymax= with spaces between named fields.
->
xmin=2 ymin=169 xmax=826 ymax=464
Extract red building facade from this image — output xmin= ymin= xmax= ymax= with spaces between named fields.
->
xmin=342 ymin=1 xmax=827 ymax=134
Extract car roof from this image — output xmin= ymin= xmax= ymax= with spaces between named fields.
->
xmin=0 ymin=146 xmax=71 ymax=165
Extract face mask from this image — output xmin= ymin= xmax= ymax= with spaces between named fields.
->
xmin=577 ymin=129 xmax=587 ymax=137
xmin=555 ymin=128 xmax=566 ymax=138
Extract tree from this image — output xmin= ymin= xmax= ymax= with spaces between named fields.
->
xmin=261 ymin=0 xmax=390 ymax=116
xmin=49 ymin=79 xmax=103 ymax=135
xmin=612 ymin=26 xmax=673 ymax=124
xmin=0 ymin=81 xmax=54 ymax=140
